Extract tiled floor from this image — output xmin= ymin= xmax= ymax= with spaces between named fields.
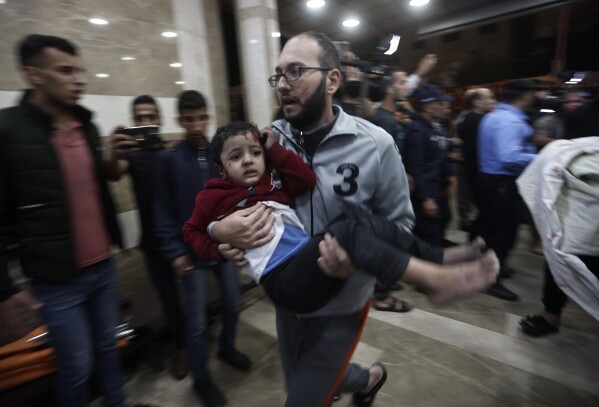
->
xmin=108 ymin=226 xmax=599 ymax=407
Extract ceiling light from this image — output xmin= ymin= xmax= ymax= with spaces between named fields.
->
xmin=95 ymin=73 xmax=109 ymax=78
xmin=540 ymin=109 xmax=555 ymax=113
xmin=410 ymin=0 xmax=430 ymax=6
xmin=342 ymin=19 xmax=360 ymax=28
xmin=307 ymin=0 xmax=325 ymax=8
xmin=169 ymin=62 xmax=182 ymax=68
xmin=162 ymin=31 xmax=178 ymax=38
xmin=175 ymin=81 xmax=185 ymax=85
xmin=271 ymin=32 xmax=281 ymax=38
xmin=89 ymin=18 xmax=109 ymax=25
xmin=249 ymin=39 xmax=258 ymax=44
xmin=121 ymin=56 xmax=135 ymax=61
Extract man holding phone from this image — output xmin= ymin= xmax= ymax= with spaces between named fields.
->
xmin=109 ymin=95 xmax=189 ymax=380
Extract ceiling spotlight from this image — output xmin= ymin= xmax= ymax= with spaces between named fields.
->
xmin=249 ymin=39 xmax=258 ymax=44
xmin=89 ymin=18 xmax=108 ymax=25
xmin=95 ymin=73 xmax=109 ymax=78
xmin=169 ymin=62 xmax=182 ymax=68
xmin=540 ymin=109 xmax=556 ymax=113
xmin=409 ymin=0 xmax=430 ymax=6
xmin=162 ymin=31 xmax=178 ymax=38
xmin=271 ymin=32 xmax=281 ymax=38
xmin=307 ymin=0 xmax=325 ymax=8
xmin=121 ymin=56 xmax=135 ymax=61
xmin=175 ymin=81 xmax=185 ymax=85
xmin=342 ymin=19 xmax=360 ymax=28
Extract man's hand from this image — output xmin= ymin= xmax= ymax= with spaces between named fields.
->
xmin=109 ymin=127 xmax=138 ymax=160
xmin=211 ymin=203 xmax=275 ymax=249
xmin=423 ymin=198 xmax=439 ymax=218
xmin=317 ymin=233 xmax=357 ymax=278
xmin=261 ymin=128 xmax=278 ymax=150
xmin=415 ymin=54 xmax=438 ymax=78
xmin=0 ymin=291 xmax=42 ymax=337
xmin=171 ymin=255 xmax=194 ymax=279
xmin=218 ymin=244 xmax=248 ymax=267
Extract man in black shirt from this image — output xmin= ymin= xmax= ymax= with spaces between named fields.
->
xmin=455 ymin=88 xmax=496 ymax=233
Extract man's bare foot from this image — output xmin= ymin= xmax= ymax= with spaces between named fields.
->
xmin=443 ymin=237 xmax=486 ymax=264
xmin=427 ymin=250 xmax=499 ymax=305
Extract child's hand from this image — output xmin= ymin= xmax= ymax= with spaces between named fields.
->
xmin=218 ymin=243 xmax=248 ymax=267
xmin=261 ymin=128 xmax=277 ymax=150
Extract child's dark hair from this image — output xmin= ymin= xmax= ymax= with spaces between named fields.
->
xmin=212 ymin=121 xmax=261 ymax=166
xmin=177 ymin=90 xmax=207 ymax=114
xmin=18 ymin=34 xmax=78 ymax=67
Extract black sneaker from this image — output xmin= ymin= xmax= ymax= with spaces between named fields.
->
xmin=484 ymin=282 xmax=519 ymax=301
xmin=193 ymin=380 xmax=227 ymax=407
xmin=218 ymin=348 xmax=252 ymax=372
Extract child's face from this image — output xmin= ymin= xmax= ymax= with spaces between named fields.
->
xmin=178 ymin=108 xmax=209 ymax=147
xmin=219 ymin=132 xmax=266 ymax=188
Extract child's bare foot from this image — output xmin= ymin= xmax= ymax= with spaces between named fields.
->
xmin=443 ymin=237 xmax=486 ymax=264
xmin=427 ymin=250 xmax=499 ymax=306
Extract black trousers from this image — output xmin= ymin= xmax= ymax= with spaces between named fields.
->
xmin=261 ymin=208 xmax=443 ymax=314
xmin=413 ymin=196 xmax=450 ymax=246
xmin=476 ymin=173 xmax=523 ymax=270
xmin=543 ymin=256 xmax=599 ymax=315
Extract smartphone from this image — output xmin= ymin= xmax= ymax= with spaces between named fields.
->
xmin=116 ymin=126 xmax=163 ymax=149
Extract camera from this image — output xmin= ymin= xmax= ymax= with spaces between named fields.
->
xmin=116 ymin=126 xmax=163 ymax=149
xmin=338 ymin=35 xmax=400 ymax=103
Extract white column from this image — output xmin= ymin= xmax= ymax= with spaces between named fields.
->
xmin=234 ymin=0 xmax=281 ymax=128
xmin=172 ymin=0 xmax=230 ymax=136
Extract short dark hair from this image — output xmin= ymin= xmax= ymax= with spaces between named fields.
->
xmin=299 ymin=31 xmax=341 ymax=71
xmin=131 ymin=94 xmax=159 ymax=114
xmin=177 ymin=90 xmax=207 ymax=114
xmin=501 ymin=80 xmax=537 ymax=103
xmin=18 ymin=34 xmax=78 ymax=67
xmin=212 ymin=121 xmax=261 ymax=166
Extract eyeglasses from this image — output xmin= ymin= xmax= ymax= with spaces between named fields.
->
xmin=268 ymin=67 xmax=332 ymax=87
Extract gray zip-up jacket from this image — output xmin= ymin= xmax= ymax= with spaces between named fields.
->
xmin=273 ymin=106 xmax=415 ymax=316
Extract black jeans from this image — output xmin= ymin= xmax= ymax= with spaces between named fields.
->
xmin=543 ymin=256 xmax=599 ymax=315
xmin=261 ymin=208 xmax=443 ymax=314
xmin=476 ymin=174 xmax=523 ymax=271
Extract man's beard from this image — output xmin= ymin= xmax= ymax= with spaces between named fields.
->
xmin=285 ymin=77 xmax=327 ymax=131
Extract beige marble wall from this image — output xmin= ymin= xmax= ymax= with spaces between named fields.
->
xmin=0 ymin=0 xmax=182 ymax=97
xmin=235 ymin=0 xmax=281 ymax=128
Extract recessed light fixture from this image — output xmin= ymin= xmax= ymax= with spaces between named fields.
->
xmin=89 ymin=18 xmax=109 ymax=25
xmin=121 ymin=56 xmax=135 ymax=61
xmin=342 ymin=19 xmax=360 ymax=28
xmin=540 ymin=109 xmax=556 ymax=113
xmin=95 ymin=73 xmax=109 ymax=78
xmin=175 ymin=81 xmax=185 ymax=85
xmin=307 ymin=0 xmax=325 ymax=8
xmin=409 ymin=0 xmax=430 ymax=7
xmin=249 ymin=39 xmax=258 ymax=44
xmin=271 ymin=32 xmax=281 ymax=38
xmin=162 ymin=31 xmax=178 ymax=38
xmin=169 ymin=62 xmax=182 ymax=68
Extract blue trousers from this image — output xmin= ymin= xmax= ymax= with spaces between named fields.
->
xmin=181 ymin=261 xmax=241 ymax=382
xmin=32 ymin=258 xmax=126 ymax=407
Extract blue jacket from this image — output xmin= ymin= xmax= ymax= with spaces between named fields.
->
xmin=404 ymin=114 xmax=451 ymax=201
xmin=154 ymin=138 xmax=220 ymax=265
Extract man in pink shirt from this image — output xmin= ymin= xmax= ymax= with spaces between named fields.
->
xmin=0 ymin=34 xmax=143 ymax=407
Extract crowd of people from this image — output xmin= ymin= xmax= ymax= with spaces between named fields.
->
xmin=0 ymin=30 xmax=597 ymax=407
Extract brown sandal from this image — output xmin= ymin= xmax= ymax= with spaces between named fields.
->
xmin=373 ymin=297 xmax=413 ymax=313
